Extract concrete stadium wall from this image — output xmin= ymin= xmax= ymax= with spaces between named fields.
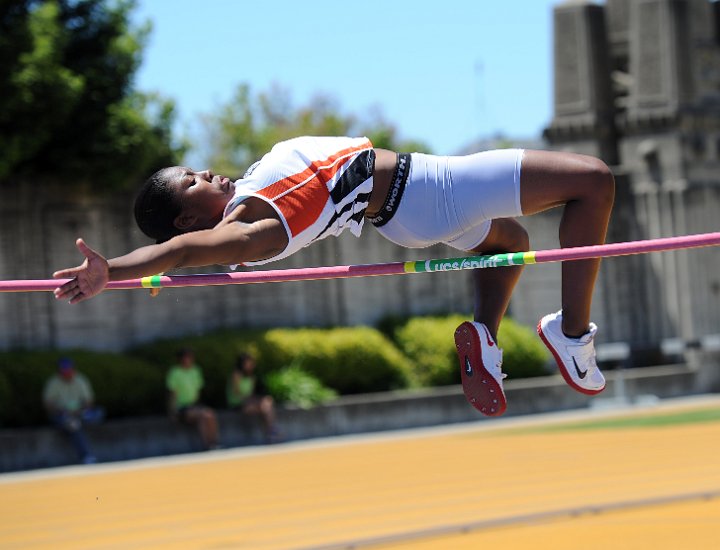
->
xmin=3 ymin=179 xmax=720 ymax=353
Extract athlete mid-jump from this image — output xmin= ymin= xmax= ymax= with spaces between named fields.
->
xmin=53 ymin=136 xmax=615 ymax=416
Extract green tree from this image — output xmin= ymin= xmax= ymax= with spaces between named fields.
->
xmin=201 ymin=83 xmax=430 ymax=177
xmin=0 ymin=0 xmax=185 ymax=189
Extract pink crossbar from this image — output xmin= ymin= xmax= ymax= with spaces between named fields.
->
xmin=1 ymin=231 xmax=719 ymax=293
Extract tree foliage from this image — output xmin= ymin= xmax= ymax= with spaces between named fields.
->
xmin=201 ymin=83 xmax=431 ymax=177
xmin=0 ymin=0 xmax=185 ymax=189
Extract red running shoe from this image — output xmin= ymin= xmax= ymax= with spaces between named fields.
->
xmin=454 ymin=321 xmax=507 ymax=416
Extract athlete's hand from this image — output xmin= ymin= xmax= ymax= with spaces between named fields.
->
xmin=53 ymin=238 xmax=110 ymax=304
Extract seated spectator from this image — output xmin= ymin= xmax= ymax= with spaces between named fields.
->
xmin=228 ymin=353 xmax=279 ymax=443
xmin=43 ymin=357 xmax=105 ymax=464
xmin=166 ymin=348 xmax=219 ymax=450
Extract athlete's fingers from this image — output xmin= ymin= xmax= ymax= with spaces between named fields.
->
xmin=55 ymin=285 xmax=77 ymax=302
xmin=53 ymin=273 xmax=96 ymax=301
xmin=59 ymin=279 xmax=93 ymax=304
xmin=52 ymin=238 xmax=109 ymax=303
xmin=53 ymin=279 xmax=78 ymax=299
xmin=75 ymin=238 xmax=100 ymax=260
xmin=68 ymin=291 xmax=88 ymax=305
xmin=54 ymin=281 xmax=87 ymax=302
xmin=53 ymin=239 xmax=96 ymax=279
xmin=53 ymin=266 xmax=84 ymax=279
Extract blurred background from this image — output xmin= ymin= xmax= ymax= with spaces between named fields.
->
xmin=1 ymin=0 xmax=720 ymax=471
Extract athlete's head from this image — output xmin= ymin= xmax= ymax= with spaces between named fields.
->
xmin=134 ymin=167 xmax=235 ymax=243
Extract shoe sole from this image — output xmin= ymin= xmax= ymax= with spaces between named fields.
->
xmin=537 ymin=321 xmax=605 ymax=396
xmin=454 ymin=322 xmax=507 ymax=416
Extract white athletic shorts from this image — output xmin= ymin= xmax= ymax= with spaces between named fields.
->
xmin=374 ymin=149 xmax=525 ymax=251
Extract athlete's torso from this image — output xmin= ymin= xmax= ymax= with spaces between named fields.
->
xmin=223 ymin=136 xmax=376 ymax=266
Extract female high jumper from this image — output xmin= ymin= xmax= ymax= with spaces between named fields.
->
xmin=53 ymin=136 xmax=614 ymax=416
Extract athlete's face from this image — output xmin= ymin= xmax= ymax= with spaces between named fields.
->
xmin=165 ymin=166 xmax=236 ymax=231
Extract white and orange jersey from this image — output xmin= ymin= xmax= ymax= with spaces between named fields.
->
xmin=223 ymin=136 xmax=375 ymax=266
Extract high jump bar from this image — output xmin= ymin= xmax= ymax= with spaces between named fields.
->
xmin=1 ymin=231 xmax=719 ymax=293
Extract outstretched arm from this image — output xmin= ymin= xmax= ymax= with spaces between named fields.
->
xmin=53 ymin=218 xmax=287 ymax=304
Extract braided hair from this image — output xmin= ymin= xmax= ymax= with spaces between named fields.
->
xmin=134 ymin=168 xmax=183 ymax=243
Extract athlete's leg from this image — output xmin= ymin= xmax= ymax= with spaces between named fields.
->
xmin=457 ymin=219 xmax=526 ymax=416
xmin=520 ymin=150 xmax=615 ymax=336
xmin=470 ymin=218 xmax=529 ymax=341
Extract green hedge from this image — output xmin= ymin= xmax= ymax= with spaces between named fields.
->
xmin=257 ymin=327 xmax=413 ymax=394
xmin=265 ymin=365 xmax=337 ymax=409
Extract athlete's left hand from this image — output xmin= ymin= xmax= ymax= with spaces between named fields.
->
xmin=53 ymin=238 xmax=110 ymax=304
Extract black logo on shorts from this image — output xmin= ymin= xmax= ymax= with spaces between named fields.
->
xmin=369 ymin=153 xmax=410 ymax=227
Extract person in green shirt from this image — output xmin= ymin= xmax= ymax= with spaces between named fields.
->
xmin=227 ymin=353 xmax=278 ymax=443
xmin=166 ymin=349 xmax=219 ymax=450
xmin=43 ymin=357 xmax=104 ymax=464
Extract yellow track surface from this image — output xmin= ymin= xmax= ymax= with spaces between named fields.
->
xmin=2 ymin=398 xmax=720 ymax=550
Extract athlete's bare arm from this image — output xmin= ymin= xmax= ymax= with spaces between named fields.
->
xmin=53 ymin=215 xmax=288 ymax=304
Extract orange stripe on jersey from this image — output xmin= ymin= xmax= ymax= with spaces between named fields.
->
xmin=274 ymin=182 xmax=328 ymax=237
xmin=257 ymin=141 xmax=372 ymax=236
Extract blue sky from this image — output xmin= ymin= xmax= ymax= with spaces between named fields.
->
xmin=132 ymin=0 xmax=562 ymax=157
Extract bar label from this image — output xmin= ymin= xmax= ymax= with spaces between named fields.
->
xmin=404 ymin=252 xmax=535 ymax=273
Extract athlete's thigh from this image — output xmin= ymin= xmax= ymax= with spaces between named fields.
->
xmin=520 ymin=149 xmax=609 ymax=215
xmin=470 ymin=217 xmax=529 ymax=254
xmin=448 ymin=148 xmax=524 ymax=224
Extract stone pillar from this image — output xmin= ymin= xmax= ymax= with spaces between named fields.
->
xmin=627 ymin=0 xmax=694 ymax=116
xmin=545 ymin=1 xmax=618 ymax=164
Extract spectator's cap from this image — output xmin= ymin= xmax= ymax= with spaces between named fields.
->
xmin=58 ymin=357 xmax=74 ymax=370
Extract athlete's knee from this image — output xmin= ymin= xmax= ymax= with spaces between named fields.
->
xmin=509 ymin=221 xmax=530 ymax=252
xmin=580 ymin=157 xmax=615 ymax=207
